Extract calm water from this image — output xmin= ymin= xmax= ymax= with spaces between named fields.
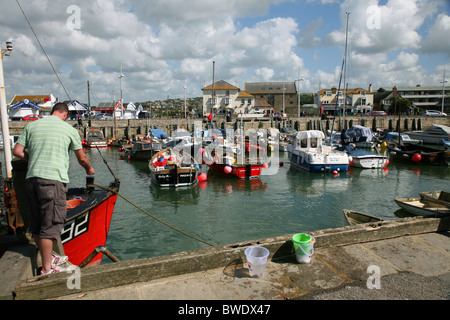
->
xmin=4 ymin=147 xmax=448 ymax=263
xmin=64 ymin=147 xmax=449 ymax=263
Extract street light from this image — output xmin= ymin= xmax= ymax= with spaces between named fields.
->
xmin=441 ymin=70 xmax=447 ymax=114
xmin=282 ymin=86 xmax=286 ymax=116
xmin=1 ymin=41 xmax=13 ymax=178
xmin=296 ymin=78 xmax=304 ymax=117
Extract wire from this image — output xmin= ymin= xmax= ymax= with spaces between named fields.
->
xmin=91 ymin=183 xmax=216 ymax=247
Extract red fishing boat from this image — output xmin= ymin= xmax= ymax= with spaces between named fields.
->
xmin=61 ymin=177 xmax=120 ymax=266
xmin=203 ymin=144 xmax=267 ymax=179
xmin=6 ymin=160 xmax=120 ymax=268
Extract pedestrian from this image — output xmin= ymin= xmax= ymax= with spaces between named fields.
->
xmin=13 ymin=102 xmax=95 ymax=275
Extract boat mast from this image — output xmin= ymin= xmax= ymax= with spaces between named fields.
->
xmin=342 ymin=12 xmax=350 ymax=129
xmin=116 ymin=61 xmax=124 ymax=139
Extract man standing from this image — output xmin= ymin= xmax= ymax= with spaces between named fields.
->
xmin=13 ymin=103 xmax=95 ymax=275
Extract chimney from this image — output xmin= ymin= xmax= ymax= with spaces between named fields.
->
xmin=369 ymin=84 xmax=372 ymax=92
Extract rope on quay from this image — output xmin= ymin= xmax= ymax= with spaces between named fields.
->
xmin=90 ymin=184 xmax=216 ymax=247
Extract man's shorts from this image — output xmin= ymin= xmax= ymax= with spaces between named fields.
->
xmin=26 ymin=178 xmax=67 ymax=239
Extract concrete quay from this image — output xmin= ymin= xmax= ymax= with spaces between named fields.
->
xmin=3 ymin=215 xmax=450 ymax=300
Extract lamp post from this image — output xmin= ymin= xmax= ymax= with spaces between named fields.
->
xmin=282 ymin=86 xmax=286 ymax=117
xmin=296 ymin=78 xmax=304 ymax=117
xmin=0 ymin=41 xmax=13 ymax=178
xmin=441 ymin=70 xmax=447 ymax=115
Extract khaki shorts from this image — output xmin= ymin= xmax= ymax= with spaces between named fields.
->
xmin=26 ymin=178 xmax=67 ymax=239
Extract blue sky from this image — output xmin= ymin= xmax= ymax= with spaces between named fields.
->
xmin=1 ymin=0 xmax=449 ymax=103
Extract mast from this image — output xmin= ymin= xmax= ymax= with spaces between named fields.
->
xmin=211 ymin=61 xmax=215 ymax=129
xmin=342 ymin=12 xmax=350 ymax=129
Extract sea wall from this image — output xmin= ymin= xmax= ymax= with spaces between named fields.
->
xmin=6 ymin=116 xmax=450 ymax=140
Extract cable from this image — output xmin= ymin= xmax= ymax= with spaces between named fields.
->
xmin=91 ymin=183 xmax=216 ymax=247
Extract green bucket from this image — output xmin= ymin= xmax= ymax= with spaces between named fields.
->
xmin=292 ymin=233 xmax=315 ymax=264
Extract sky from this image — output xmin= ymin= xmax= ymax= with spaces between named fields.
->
xmin=1 ymin=0 xmax=449 ymax=105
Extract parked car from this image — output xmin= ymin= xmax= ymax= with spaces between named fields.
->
xmin=366 ymin=111 xmax=387 ymax=116
xmin=22 ymin=114 xmax=41 ymax=121
xmin=423 ymin=110 xmax=447 ymax=117
xmin=94 ymin=113 xmax=114 ymax=120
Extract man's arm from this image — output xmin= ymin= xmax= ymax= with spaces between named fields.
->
xmin=13 ymin=143 xmax=28 ymax=161
xmin=74 ymin=149 xmax=95 ymax=175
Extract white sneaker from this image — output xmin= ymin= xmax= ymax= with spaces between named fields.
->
xmin=51 ymin=253 xmax=68 ymax=267
xmin=40 ymin=265 xmax=67 ymax=275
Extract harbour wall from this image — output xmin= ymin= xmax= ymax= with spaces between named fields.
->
xmin=6 ymin=116 xmax=450 ymax=140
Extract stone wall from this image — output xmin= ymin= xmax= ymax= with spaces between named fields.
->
xmin=5 ymin=116 xmax=449 ymax=140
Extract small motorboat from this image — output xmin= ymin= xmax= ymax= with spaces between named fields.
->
xmin=149 ymin=148 xmax=199 ymax=187
xmin=394 ymin=197 xmax=450 ymax=217
xmin=83 ymin=129 xmax=108 ymax=148
xmin=343 ymin=209 xmax=383 ymax=225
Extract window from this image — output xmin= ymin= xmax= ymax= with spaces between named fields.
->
xmin=326 ymin=91 xmax=332 ymax=96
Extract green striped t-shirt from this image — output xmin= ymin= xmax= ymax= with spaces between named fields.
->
xmin=17 ymin=116 xmax=82 ymax=183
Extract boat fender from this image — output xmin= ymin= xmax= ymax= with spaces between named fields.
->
xmin=412 ymin=153 xmax=422 ymax=162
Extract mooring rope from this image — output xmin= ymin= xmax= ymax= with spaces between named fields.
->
xmin=91 ymin=183 xmax=216 ymax=247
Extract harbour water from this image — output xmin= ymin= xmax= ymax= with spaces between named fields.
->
xmin=60 ymin=147 xmax=449 ymax=263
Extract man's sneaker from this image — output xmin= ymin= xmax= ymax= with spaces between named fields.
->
xmin=51 ymin=253 xmax=68 ymax=267
xmin=40 ymin=265 xmax=67 ymax=275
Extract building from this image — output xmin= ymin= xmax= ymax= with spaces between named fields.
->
xmin=202 ymin=80 xmax=245 ymax=116
xmin=244 ymin=82 xmax=297 ymax=115
xmin=315 ymin=85 xmax=374 ymax=115
xmin=375 ymin=85 xmax=449 ymax=114
xmin=8 ymin=94 xmax=56 ymax=120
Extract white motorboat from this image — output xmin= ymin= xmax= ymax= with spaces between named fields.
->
xmin=287 ymin=130 xmax=349 ymax=173
xmin=405 ymin=124 xmax=450 ymax=145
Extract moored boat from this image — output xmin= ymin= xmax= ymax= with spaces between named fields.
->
xmin=419 ymin=190 xmax=450 ymax=208
xmin=149 ymin=148 xmax=199 ymax=187
xmin=287 ymin=130 xmax=349 ymax=173
xmin=386 ymin=142 xmax=450 ymax=165
xmin=394 ymin=197 xmax=450 ymax=217
xmin=342 ymin=209 xmax=383 ymax=225
xmin=120 ymin=134 xmax=163 ymax=160
xmin=405 ymin=124 xmax=450 ymax=145
xmin=83 ymin=129 xmax=108 ymax=148
xmin=7 ymin=160 xmax=120 ymax=268
xmin=62 ymin=177 xmax=120 ymax=266
xmin=203 ymin=144 xmax=267 ymax=179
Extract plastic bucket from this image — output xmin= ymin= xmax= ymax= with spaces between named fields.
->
xmin=292 ymin=233 xmax=315 ymax=264
xmin=244 ymin=246 xmax=270 ymax=278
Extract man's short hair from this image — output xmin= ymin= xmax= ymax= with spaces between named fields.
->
xmin=51 ymin=102 xmax=69 ymax=115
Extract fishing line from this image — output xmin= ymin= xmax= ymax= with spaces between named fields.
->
xmin=91 ymin=183 xmax=216 ymax=247
xmin=94 ymin=147 xmax=215 ymax=247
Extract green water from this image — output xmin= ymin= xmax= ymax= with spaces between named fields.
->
xmin=61 ymin=147 xmax=449 ymax=262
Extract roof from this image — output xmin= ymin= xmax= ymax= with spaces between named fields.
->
xmin=202 ymin=80 xmax=240 ymax=91
xmin=237 ymin=91 xmax=254 ymax=98
xmin=8 ymin=94 xmax=52 ymax=106
xmin=318 ymin=87 xmax=373 ymax=95
xmin=254 ymin=99 xmax=272 ymax=107
xmin=245 ymin=82 xmax=297 ymax=94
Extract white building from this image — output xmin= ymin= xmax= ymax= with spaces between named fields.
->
xmin=202 ymin=80 xmax=256 ymax=116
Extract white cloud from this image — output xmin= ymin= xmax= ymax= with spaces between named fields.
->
xmin=421 ymin=13 xmax=450 ymax=56
xmin=0 ymin=0 xmax=448 ymax=103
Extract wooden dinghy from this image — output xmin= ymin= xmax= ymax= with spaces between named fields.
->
xmin=343 ymin=209 xmax=383 ymax=225
xmin=394 ymin=197 xmax=450 ymax=217
xmin=419 ymin=191 xmax=450 ymax=208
